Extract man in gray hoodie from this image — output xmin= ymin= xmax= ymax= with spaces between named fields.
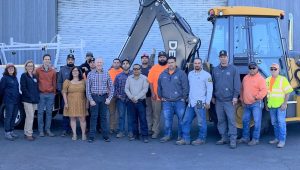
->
xmin=158 ymin=56 xmax=189 ymax=143
xmin=57 ymin=54 xmax=75 ymax=137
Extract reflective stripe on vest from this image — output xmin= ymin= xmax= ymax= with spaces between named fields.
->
xmin=267 ymin=76 xmax=285 ymax=108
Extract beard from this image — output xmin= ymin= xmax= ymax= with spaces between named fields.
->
xmin=158 ymin=60 xmax=167 ymax=66
xmin=67 ymin=63 xmax=74 ymax=67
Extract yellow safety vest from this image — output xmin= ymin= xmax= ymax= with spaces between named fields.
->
xmin=266 ymin=75 xmax=293 ymax=108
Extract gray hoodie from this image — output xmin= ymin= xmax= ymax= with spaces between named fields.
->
xmin=158 ymin=68 xmax=189 ymax=101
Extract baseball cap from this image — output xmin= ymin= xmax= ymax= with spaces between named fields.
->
xmin=86 ymin=52 xmax=94 ymax=58
xmin=219 ymin=50 xmax=227 ymax=56
xmin=141 ymin=53 xmax=149 ymax=59
xmin=158 ymin=51 xmax=168 ymax=57
xmin=248 ymin=61 xmax=257 ymax=67
xmin=67 ymin=54 xmax=75 ymax=59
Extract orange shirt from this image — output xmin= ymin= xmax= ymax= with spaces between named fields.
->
xmin=240 ymin=73 xmax=267 ymax=104
xmin=108 ymin=68 xmax=123 ymax=83
xmin=148 ymin=64 xmax=168 ymax=100
xmin=36 ymin=66 xmax=57 ymax=93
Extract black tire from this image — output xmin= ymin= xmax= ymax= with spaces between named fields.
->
xmin=0 ymin=103 xmax=26 ymax=129
xmin=260 ymin=108 xmax=271 ymax=135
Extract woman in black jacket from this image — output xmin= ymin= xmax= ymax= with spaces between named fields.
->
xmin=20 ymin=60 xmax=40 ymax=141
xmin=0 ymin=63 xmax=20 ymax=141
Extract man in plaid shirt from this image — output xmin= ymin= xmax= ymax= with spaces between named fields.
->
xmin=114 ymin=59 xmax=133 ymax=138
xmin=86 ymin=58 xmax=114 ymax=143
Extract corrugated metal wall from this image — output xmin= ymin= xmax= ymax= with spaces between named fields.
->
xmin=228 ymin=0 xmax=300 ymax=53
xmin=57 ymin=0 xmax=227 ymax=68
xmin=0 ymin=0 xmax=57 ymax=65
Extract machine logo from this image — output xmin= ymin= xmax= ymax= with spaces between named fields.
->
xmin=168 ymin=41 xmax=178 ymax=57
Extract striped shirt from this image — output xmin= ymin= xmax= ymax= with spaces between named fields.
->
xmin=86 ymin=69 xmax=114 ymax=101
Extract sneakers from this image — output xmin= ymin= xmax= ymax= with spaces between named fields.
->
xmin=88 ymin=137 xmax=94 ymax=143
xmin=237 ymin=138 xmax=249 ymax=144
xmin=216 ymin=138 xmax=229 ymax=145
xmin=176 ymin=139 xmax=190 ymax=145
xmin=104 ymin=137 xmax=111 ymax=142
xmin=142 ymin=137 xmax=149 ymax=143
xmin=229 ymin=140 xmax=237 ymax=149
xmin=128 ymin=132 xmax=134 ymax=138
xmin=61 ymin=130 xmax=67 ymax=137
xmin=177 ymin=136 xmax=182 ymax=141
xmin=269 ymin=139 xmax=279 ymax=144
xmin=116 ymin=132 xmax=125 ymax=138
xmin=10 ymin=131 xmax=19 ymax=138
xmin=45 ymin=131 xmax=55 ymax=137
xmin=248 ymin=139 xmax=259 ymax=146
xmin=160 ymin=136 xmax=171 ymax=143
xmin=277 ymin=141 xmax=285 ymax=148
xmin=5 ymin=132 xmax=14 ymax=141
xmin=151 ymin=133 xmax=159 ymax=139
xmin=191 ymin=139 xmax=206 ymax=146
xmin=129 ymin=135 xmax=137 ymax=141
xmin=39 ymin=132 xmax=45 ymax=137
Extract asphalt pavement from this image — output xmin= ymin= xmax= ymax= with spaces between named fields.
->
xmin=0 ymin=116 xmax=300 ymax=170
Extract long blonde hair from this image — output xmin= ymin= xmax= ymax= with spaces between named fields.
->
xmin=24 ymin=60 xmax=35 ymax=73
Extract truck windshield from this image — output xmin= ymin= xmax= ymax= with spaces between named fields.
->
xmin=251 ymin=17 xmax=284 ymax=76
xmin=208 ymin=18 xmax=229 ymax=67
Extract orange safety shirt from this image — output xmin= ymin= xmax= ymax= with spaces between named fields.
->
xmin=240 ymin=72 xmax=267 ymax=104
xmin=148 ymin=64 xmax=168 ymax=100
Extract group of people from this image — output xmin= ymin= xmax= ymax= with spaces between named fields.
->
xmin=0 ymin=49 xmax=293 ymax=149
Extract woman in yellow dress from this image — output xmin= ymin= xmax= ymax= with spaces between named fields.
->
xmin=62 ymin=66 xmax=88 ymax=140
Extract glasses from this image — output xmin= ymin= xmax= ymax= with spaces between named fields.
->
xmin=270 ymin=68 xmax=278 ymax=71
xmin=133 ymin=68 xmax=140 ymax=70
xmin=248 ymin=67 xmax=256 ymax=70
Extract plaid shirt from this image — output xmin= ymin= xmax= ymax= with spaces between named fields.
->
xmin=114 ymin=71 xmax=132 ymax=101
xmin=86 ymin=69 xmax=114 ymax=101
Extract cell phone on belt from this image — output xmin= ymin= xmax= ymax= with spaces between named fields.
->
xmin=196 ymin=100 xmax=202 ymax=109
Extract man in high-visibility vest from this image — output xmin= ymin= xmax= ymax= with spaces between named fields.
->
xmin=266 ymin=63 xmax=293 ymax=148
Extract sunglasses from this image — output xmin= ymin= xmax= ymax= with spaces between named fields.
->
xmin=133 ymin=68 xmax=140 ymax=70
xmin=248 ymin=67 xmax=257 ymax=70
xmin=270 ymin=68 xmax=278 ymax=71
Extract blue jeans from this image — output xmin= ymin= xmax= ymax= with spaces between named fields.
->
xmin=116 ymin=99 xmax=132 ymax=133
xmin=4 ymin=104 xmax=18 ymax=132
xmin=127 ymin=100 xmax=148 ymax=137
xmin=89 ymin=94 xmax=109 ymax=139
xmin=242 ymin=101 xmax=263 ymax=140
xmin=38 ymin=93 xmax=55 ymax=133
xmin=182 ymin=106 xmax=207 ymax=142
xmin=162 ymin=100 xmax=185 ymax=138
xmin=269 ymin=108 xmax=286 ymax=142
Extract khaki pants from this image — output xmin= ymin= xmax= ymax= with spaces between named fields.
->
xmin=109 ymin=97 xmax=118 ymax=131
xmin=23 ymin=102 xmax=37 ymax=136
xmin=145 ymin=97 xmax=153 ymax=131
xmin=151 ymin=99 xmax=162 ymax=135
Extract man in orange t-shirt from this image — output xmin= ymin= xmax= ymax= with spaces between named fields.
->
xmin=108 ymin=58 xmax=123 ymax=134
xmin=147 ymin=51 xmax=168 ymax=138
xmin=239 ymin=61 xmax=267 ymax=146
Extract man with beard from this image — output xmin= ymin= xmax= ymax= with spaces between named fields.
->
xmin=177 ymin=58 xmax=213 ymax=145
xmin=114 ymin=59 xmax=133 ymax=138
xmin=147 ymin=51 xmax=168 ymax=139
xmin=108 ymin=58 xmax=123 ymax=134
xmin=80 ymin=52 xmax=94 ymax=74
xmin=57 ymin=54 xmax=75 ymax=137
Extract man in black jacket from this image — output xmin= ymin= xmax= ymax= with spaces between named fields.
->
xmin=57 ymin=54 xmax=75 ymax=136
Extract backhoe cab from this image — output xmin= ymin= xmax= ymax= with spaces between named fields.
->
xmin=206 ymin=6 xmax=300 ymax=127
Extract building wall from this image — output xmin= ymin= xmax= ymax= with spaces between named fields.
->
xmin=0 ymin=0 xmax=57 ymax=65
xmin=228 ymin=0 xmax=300 ymax=53
xmin=57 ymin=0 xmax=227 ymax=68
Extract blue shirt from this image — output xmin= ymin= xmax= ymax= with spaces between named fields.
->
xmin=86 ymin=69 xmax=114 ymax=101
